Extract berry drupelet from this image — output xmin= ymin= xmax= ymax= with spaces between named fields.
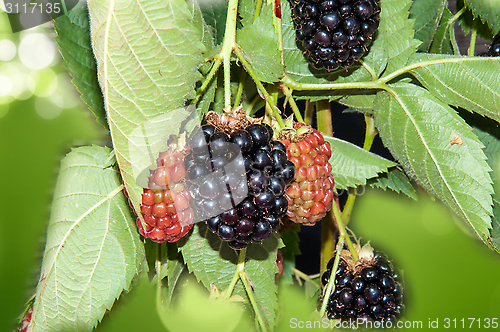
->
xmin=185 ymin=112 xmax=296 ymax=249
xmin=290 ymin=0 xmax=381 ymax=70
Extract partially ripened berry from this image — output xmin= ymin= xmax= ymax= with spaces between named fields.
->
xmin=321 ymin=244 xmax=404 ymax=323
xmin=290 ymin=0 xmax=380 ymax=70
xmin=279 ymin=122 xmax=334 ymax=226
xmin=185 ymin=111 xmax=295 ymax=249
xmin=136 ymin=149 xmax=194 ymax=243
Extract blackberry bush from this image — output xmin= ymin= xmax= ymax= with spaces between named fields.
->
xmin=290 ymin=0 xmax=380 ymax=70
xmin=19 ymin=0 xmax=500 ymax=331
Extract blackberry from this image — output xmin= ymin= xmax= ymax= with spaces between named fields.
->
xmin=290 ymin=0 xmax=380 ymax=70
xmin=487 ymin=35 xmax=500 ymax=57
xmin=136 ymin=149 xmax=194 ymax=243
xmin=185 ymin=111 xmax=296 ymax=249
xmin=321 ymin=244 xmax=404 ymax=323
xmin=278 ymin=122 xmax=334 ymax=226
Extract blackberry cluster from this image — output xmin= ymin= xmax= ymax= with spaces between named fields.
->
xmin=136 ymin=150 xmax=194 ymax=243
xmin=488 ymin=35 xmax=500 ymax=57
xmin=184 ymin=123 xmax=296 ymax=249
xmin=321 ymin=253 xmax=404 ymax=323
xmin=280 ymin=123 xmax=335 ymax=226
xmin=290 ymin=0 xmax=381 ymax=70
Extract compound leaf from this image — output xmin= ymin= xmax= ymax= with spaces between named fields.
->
xmin=29 ymin=146 xmax=144 ymax=332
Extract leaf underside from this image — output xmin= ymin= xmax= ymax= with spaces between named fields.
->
xmin=409 ymin=0 xmax=447 ymax=52
xmin=374 ymin=82 xmax=494 ymax=250
xmin=29 ymin=146 xmax=144 ymax=332
xmin=88 ymin=0 xmax=208 ymax=219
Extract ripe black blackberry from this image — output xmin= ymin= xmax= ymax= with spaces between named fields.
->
xmin=290 ymin=0 xmax=380 ymax=71
xmin=320 ymin=244 xmax=404 ymax=323
xmin=487 ymin=35 xmax=500 ymax=57
xmin=185 ymin=111 xmax=295 ymax=249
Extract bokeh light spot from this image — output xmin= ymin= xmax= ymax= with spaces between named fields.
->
xmin=18 ymin=33 xmax=55 ymax=70
xmin=35 ymin=97 xmax=62 ymax=120
xmin=0 ymin=74 xmax=13 ymax=96
xmin=0 ymin=39 xmax=16 ymax=61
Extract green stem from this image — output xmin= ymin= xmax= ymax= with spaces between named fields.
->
xmin=468 ymin=28 xmax=477 ymax=56
xmin=318 ymin=236 xmax=345 ymax=318
xmin=341 ymin=115 xmax=377 ymax=224
xmin=320 ymin=212 xmax=337 ymax=274
xmin=253 ymin=0 xmax=263 ymax=22
xmin=292 ymin=268 xmax=320 ymax=288
xmin=315 ymin=100 xmax=333 ymax=136
xmin=225 ymin=248 xmax=247 ymax=299
xmin=192 ymin=58 xmax=222 ymax=105
xmin=281 ymin=85 xmax=304 ymax=123
xmin=360 ymin=60 xmax=378 ymax=81
xmin=156 ymin=243 xmax=162 ymax=310
xmin=219 ymin=0 xmax=240 ymax=109
xmin=234 ymin=71 xmax=246 ymax=106
xmin=362 ymin=114 xmax=377 ymax=151
xmin=304 ymin=100 xmax=314 ymax=125
xmin=331 ymin=196 xmax=358 ymax=261
xmin=283 ymin=74 xmax=383 ymax=91
xmin=240 ymin=271 xmax=269 ymax=332
xmin=448 ymin=7 xmax=466 ymax=56
xmin=341 ymin=188 xmax=357 ymax=225
xmin=234 ymin=46 xmax=285 ymax=127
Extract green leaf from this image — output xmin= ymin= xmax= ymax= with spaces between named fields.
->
xmin=279 ymin=225 xmax=301 ymax=285
xmin=179 ymin=224 xmax=280 ymax=329
xmin=337 ymin=93 xmax=378 ymax=112
xmin=324 ymin=136 xmax=396 ymax=190
xmin=198 ymin=0 xmax=227 ymax=46
xmin=368 ymin=167 xmax=418 ymax=200
xmin=464 ymin=0 xmax=500 ymax=35
xmin=409 ymin=0 xmax=447 ymax=52
xmin=428 ymin=7 xmax=455 ymax=55
xmin=378 ymin=0 xmax=421 ymax=74
xmin=457 ymin=0 xmax=494 ymax=40
xmin=374 ymin=83 xmax=494 ymax=249
xmin=238 ymin=3 xmax=284 ymax=83
xmin=88 ymin=0 xmax=207 ymax=218
xmin=410 ymin=53 xmax=500 ymax=122
xmin=473 ymin=127 xmax=500 ymax=253
xmin=29 ymin=146 xmax=144 ymax=332
xmin=53 ymin=3 xmax=106 ymax=129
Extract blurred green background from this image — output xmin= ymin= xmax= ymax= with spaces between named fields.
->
xmin=1 ymin=8 xmax=500 ymax=332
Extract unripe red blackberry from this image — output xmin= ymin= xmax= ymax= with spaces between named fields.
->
xmin=278 ymin=122 xmax=334 ymax=226
xmin=136 ymin=148 xmax=194 ymax=243
xmin=185 ymin=110 xmax=296 ymax=249
xmin=320 ymin=244 xmax=404 ymax=323
xmin=290 ymin=0 xmax=381 ymax=70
